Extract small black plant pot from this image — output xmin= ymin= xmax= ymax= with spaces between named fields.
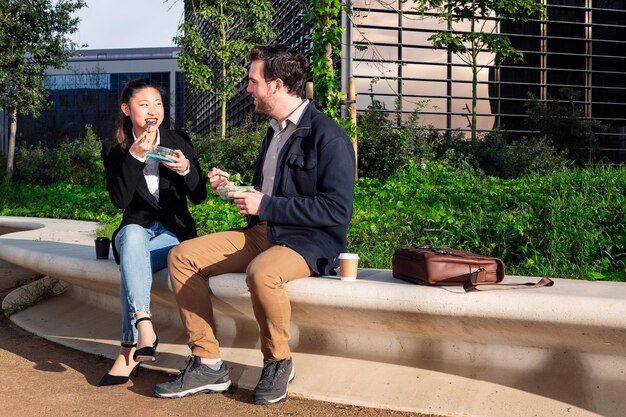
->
xmin=95 ymin=237 xmax=111 ymax=260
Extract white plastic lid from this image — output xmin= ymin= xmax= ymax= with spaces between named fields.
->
xmin=338 ymin=253 xmax=359 ymax=259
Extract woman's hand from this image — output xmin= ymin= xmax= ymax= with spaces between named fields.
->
xmin=129 ymin=130 xmax=154 ymax=159
xmin=162 ymin=150 xmax=190 ymax=174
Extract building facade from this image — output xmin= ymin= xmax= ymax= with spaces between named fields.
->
xmin=7 ymin=2 xmax=623 ymax=162
xmin=349 ymin=0 xmax=626 ymax=162
xmin=15 ymin=47 xmax=183 ymax=148
xmin=184 ymin=0 xmax=626 ymax=162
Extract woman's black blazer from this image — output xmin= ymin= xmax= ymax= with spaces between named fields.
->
xmin=101 ymin=129 xmax=207 ymax=264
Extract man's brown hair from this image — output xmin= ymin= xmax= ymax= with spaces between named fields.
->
xmin=247 ymin=44 xmax=307 ymax=97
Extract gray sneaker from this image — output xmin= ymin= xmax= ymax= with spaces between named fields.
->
xmin=154 ymin=356 xmax=231 ymax=399
xmin=253 ymin=358 xmax=295 ymax=405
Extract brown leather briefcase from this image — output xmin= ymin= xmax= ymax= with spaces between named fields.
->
xmin=392 ymin=246 xmax=553 ymax=292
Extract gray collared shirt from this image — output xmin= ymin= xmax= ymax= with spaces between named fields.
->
xmin=261 ymin=99 xmax=310 ymax=196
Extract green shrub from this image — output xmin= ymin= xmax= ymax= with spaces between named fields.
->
xmin=464 ymin=130 xmax=569 ymax=178
xmin=1 ymin=164 xmax=624 ymax=281
xmin=426 ymin=129 xmax=569 ymax=178
xmin=14 ymin=125 xmax=103 ymax=186
xmin=356 ymin=102 xmax=444 ymax=180
xmin=190 ymin=117 xmax=266 ymax=183
xmin=0 ymin=154 xmax=6 ymax=180
xmin=397 ymin=112 xmax=438 ymax=164
xmin=191 ymin=194 xmax=248 ymax=235
xmin=348 ymin=162 xmax=625 ymax=281
xmin=524 ymin=89 xmax=608 ymax=164
xmin=0 ymin=181 xmax=120 ymax=223
xmin=356 ymin=101 xmax=406 ymax=179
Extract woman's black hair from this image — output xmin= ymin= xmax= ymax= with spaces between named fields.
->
xmin=114 ymin=78 xmax=166 ymax=150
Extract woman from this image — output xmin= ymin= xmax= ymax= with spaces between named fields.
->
xmin=99 ymin=78 xmax=207 ymax=386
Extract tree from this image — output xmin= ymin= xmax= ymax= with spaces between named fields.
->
xmin=0 ymin=0 xmax=86 ymax=181
xmin=308 ymin=0 xmax=343 ymax=121
xmin=308 ymin=0 xmax=362 ymax=179
xmin=411 ymin=0 xmax=545 ymax=141
xmin=175 ymin=0 xmax=275 ymax=138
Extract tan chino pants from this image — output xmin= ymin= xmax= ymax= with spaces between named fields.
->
xmin=167 ymin=222 xmax=312 ymax=360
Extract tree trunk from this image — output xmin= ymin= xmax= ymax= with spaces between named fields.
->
xmin=219 ymin=0 xmax=227 ymax=139
xmin=325 ymin=42 xmax=333 ymax=70
xmin=472 ymin=64 xmax=478 ymax=142
xmin=349 ymin=76 xmax=358 ymax=180
xmin=6 ymin=109 xmax=17 ymax=181
xmin=221 ymin=99 xmax=226 ymax=139
xmin=470 ymin=16 xmax=478 ymax=142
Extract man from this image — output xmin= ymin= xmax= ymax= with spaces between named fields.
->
xmin=154 ymin=44 xmax=355 ymax=405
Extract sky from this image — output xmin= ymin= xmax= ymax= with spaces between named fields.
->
xmin=68 ymin=0 xmax=184 ymax=50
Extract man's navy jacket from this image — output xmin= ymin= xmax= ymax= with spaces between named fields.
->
xmin=250 ymin=103 xmax=356 ymax=276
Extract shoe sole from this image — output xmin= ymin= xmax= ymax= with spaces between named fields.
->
xmin=155 ymin=380 xmax=231 ymax=399
xmin=253 ymin=367 xmax=295 ymax=405
xmin=134 ymin=354 xmax=156 ymax=362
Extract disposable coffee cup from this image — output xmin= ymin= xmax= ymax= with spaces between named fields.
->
xmin=339 ymin=253 xmax=359 ymax=281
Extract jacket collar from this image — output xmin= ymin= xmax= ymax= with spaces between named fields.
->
xmin=285 ymin=100 xmax=322 ymax=143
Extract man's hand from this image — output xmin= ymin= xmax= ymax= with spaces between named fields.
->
xmin=231 ymin=190 xmax=264 ymax=216
xmin=207 ymin=167 xmax=233 ymax=194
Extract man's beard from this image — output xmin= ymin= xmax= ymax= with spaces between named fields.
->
xmin=254 ymin=96 xmax=274 ymax=116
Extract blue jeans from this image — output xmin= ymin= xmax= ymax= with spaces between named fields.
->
xmin=115 ymin=221 xmax=179 ymax=343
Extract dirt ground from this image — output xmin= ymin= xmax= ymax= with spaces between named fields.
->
xmin=0 ymin=261 xmax=443 ymax=417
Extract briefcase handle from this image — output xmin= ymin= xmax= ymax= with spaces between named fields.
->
xmin=463 ymin=276 xmax=554 ymax=292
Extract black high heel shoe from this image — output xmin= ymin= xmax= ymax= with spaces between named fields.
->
xmin=98 ymin=342 xmax=140 ymax=387
xmin=133 ymin=317 xmax=159 ymax=362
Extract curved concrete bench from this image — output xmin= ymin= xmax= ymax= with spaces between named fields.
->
xmin=0 ymin=215 xmax=625 ymax=417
